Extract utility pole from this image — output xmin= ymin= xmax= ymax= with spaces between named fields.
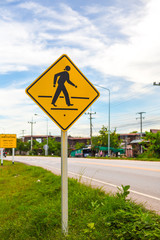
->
xmin=136 ymin=112 xmax=146 ymax=154
xmin=85 ymin=111 xmax=96 ymax=146
xmin=28 ymin=118 xmax=36 ymax=151
xmin=34 ymin=114 xmax=49 ymax=156
xmin=94 ymin=84 xmax=111 ymax=157
xmin=22 ymin=130 xmax=25 ymax=142
xmin=136 ymin=112 xmax=146 ymax=138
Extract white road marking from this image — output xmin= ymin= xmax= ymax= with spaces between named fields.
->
xmin=6 ymin=158 xmax=160 ymax=202
xmin=51 ymin=167 xmax=160 ymax=202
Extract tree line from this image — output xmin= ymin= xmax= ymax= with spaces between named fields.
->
xmin=16 ymin=138 xmax=61 ymax=156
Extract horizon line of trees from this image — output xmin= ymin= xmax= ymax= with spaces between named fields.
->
xmin=16 ymin=137 xmax=61 ymax=156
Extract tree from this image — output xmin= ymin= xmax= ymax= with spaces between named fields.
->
xmin=42 ymin=138 xmax=61 ymax=156
xmin=16 ymin=138 xmax=61 ymax=156
xmin=141 ymin=131 xmax=160 ymax=158
xmin=75 ymin=142 xmax=85 ymax=150
xmin=32 ymin=139 xmax=41 ymax=155
xmin=92 ymin=125 xmax=122 ymax=149
xmin=16 ymin=139 xmax=30 ymax=155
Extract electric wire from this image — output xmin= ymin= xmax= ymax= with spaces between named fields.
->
xmin=95 ymin=83 xmax=160 ymax=132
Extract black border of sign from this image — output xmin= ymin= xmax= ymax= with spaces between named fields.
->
xmin=26 ymin=54 xmax=100 ymax=131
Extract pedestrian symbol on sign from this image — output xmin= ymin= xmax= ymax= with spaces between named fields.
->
xmin=51 ymin=65 xmax=77 ymax=107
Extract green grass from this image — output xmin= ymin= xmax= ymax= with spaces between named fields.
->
xmin=0 ymin=161 xmax=160 ymax=240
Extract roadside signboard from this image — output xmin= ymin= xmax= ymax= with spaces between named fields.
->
xmin=25 ymin=54 xmax=100 ymax=131
xmin=0 ymin=134 xmax=17 ymax=148
xmin=25 ymin=54 xmax=100 ymax=235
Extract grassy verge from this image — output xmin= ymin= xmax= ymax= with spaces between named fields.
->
xmin=0 ymin=161 xmax=160 ymax=240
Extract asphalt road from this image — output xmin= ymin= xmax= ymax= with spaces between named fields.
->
xmin=5 ymin=156 xmax=160 ymax=214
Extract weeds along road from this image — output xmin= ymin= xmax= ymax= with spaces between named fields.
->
xmin=6 ymin=156 xmax=160 ymax=215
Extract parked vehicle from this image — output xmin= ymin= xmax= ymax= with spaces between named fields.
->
xmin=70 ymin=147 xmax=92 ymax=157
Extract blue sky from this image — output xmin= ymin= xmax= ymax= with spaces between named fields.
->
xmin=1 ymin=0 xmax=160 ymax=137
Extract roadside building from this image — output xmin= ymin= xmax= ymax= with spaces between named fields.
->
xmin=150 ymin=129 xmax=160 ymax=133
xmin=23 ymin=135 xmax=90 ymax=149
xmin=119 ymin=133 xmax=146 ymax=157
xmin=125 ymin=145 xmax=133 ymax=158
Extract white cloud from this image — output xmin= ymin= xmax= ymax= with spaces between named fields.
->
xmin=1 ymin=0 xmax=160 ymax=136
xmin=1 ymin=0 xmax=160 ymax=87
xmin=0 ymin=2 xmax=99 ymax=73
xmin=94 ymin=0 xmax=160 ymax=84
xmin=0 ymin=87 xmax=27 ymax=114
xmin=1 ymin=1 xmax=158 ymax=92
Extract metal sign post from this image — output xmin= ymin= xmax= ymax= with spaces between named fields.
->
xmin=61 ymin=130 xmax=68 ymax=234
xmin=1 ymin=148 xmax=3 ymax=166
xmin=12 ymin=148 xmax=15 ymax=164
xmin=25 ymin=54 xmax=100 ymax=235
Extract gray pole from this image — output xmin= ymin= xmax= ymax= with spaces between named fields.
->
xmin=46 ymin=118 xmax=48 ymax=155
xmin=61 ymin=130 xmax=68 ymax=235
xmin=21 ymin=130 xmax=25 ymax=142
xmin=94 ymin=85 xmax=110 ymax=157
xmin=28 ymin=118 xmax=36 ymax=151
xmin=1 ymin=148 xmax=3 ymax=166
xmin=31 ymin=120 xmax=33 ymax=150
xmin=140 ymin=114 xmax=142 ymax=137
xmin=90 ymin=113 xmax=92 ymax=141
xmin=108 ymin=89 xmax=110 ymax=157
xmin=12 ymin=148 xmax=15 ymax=164
xmin=85 ymin=111 xmax=96 ymax=147
xmin=34 ymin=114 xmax=48 ymax=155
xmin=136 ymin=112 xmax=146 ymax=138
xmin=136 ymin=112 xmax=146 ymax=154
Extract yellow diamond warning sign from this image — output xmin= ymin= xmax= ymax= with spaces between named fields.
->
xmin=25 ymin=54 xmax=100 ymax=131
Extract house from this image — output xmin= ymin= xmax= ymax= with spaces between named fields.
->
xmin=150 ymin=129 xmax=160 ymax=133
xmin=119 ymin=133 xmax=146 ymax=157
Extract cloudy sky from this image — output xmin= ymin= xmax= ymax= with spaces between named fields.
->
xmin=0 ymin=0 xmax=160 ymax=138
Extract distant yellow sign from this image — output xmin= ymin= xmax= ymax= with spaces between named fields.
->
xmin=0 ymin=134 xmax=17 ymax=148
xmin=25 ymin=54 xmax=100 ymax=131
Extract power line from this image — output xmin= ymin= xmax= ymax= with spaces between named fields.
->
xmin=94 ymin=83 xmax=160 ymax=133
xmin=111 ymin=84 xmax=152 ymax=108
